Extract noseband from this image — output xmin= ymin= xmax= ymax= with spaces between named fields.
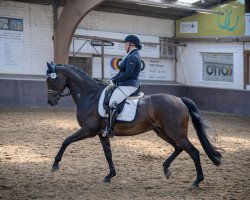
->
xmin=47 ymin=89 xmax=71 ymax=98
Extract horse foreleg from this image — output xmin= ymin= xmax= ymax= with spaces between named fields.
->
xmin=51 ymin=128 xmax=93 ymax=172
xmin=163 ymin=147 xmax=183 ymax=179
xmin=99 ymin=135 xmax=116 ymax=183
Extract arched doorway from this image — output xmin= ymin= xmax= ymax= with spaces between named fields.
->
xmin=54 ymin=0 xmax=107 ymax=64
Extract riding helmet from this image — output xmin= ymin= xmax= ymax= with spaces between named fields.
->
xmin=123 ymin=34 xmax=142 ymax=50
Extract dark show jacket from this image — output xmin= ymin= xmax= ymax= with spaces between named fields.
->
xmin=112 ymin=49 xmax=141 ymax=88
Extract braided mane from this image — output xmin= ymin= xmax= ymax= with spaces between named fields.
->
xmin=58 ymin=64 xmax=106 ymax=87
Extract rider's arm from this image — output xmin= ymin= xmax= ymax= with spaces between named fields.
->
xmin=111 ymin=59 xmax=125 ymax=80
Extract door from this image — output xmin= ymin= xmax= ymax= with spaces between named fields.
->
xmin=244 ymin=51 xmax=250 ymax=89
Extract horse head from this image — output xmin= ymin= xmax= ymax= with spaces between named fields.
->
xmin=46 ymin=62 xmax=67 ymax=106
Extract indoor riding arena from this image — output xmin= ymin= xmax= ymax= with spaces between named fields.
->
xmin=0 ymin=0 xmax=250 ymax=200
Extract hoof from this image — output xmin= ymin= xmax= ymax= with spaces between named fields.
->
xmin=51 ymin=164 xmax=59 ymax=172
xmin=165 ymin=169 xmax=171 ymax=179
xmin=163 ymin=168 xmax=171 ymax=179
xmin=191 ymin=176 xmax=203 ymax=188
xmin=191 ymin=182 xmax=199 ymax=188
xmin=103 ymin=177 xmax=111 ymax=183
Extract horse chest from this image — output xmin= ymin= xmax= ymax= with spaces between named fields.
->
xmin=76 ymin=109 xmax=99 ymax=128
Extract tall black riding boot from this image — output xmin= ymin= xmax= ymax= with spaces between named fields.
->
xmin=101 ymin=102 xmax=118 ymax=138
xmin=108 ymin=101 xmax=118 ymax=138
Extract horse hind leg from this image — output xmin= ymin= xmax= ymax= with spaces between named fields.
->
xmin=157 ymin=128 xmax=204 ymax=187
xmin=163 ymin=146 xmax=182 ymax=179
xmin=177 ymin=137 xmax=204 ymax=187
xmin=154 ymin=128 xmax=183 ymax=179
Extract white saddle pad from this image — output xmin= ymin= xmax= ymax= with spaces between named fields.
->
xmin=98 ymin=88 xmax=144 ymax=122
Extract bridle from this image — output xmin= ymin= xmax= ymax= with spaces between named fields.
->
xmin=46 ymin=73 xmax=101 ymax=98
xmin=47 ymin=88 xmax=100 ymax=98
xmin=46 ymin=72 xmax=66 ymax=99
xmin=47 ymin=89 xmax=71 ymax=98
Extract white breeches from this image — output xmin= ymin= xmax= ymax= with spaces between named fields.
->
xmin=109 ymin=86 xmax=138 ymax=106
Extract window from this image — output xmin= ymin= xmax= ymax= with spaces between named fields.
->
xmin=160 ymin=38 xmax=175 ymax=58
xmin=68 ymin=56 xmax=92 ymax=76
xmin=202 ymin=53 xmax=233 ymax=82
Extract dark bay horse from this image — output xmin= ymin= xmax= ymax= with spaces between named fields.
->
xmin=46 ymin=63 xmax=222 ymax=187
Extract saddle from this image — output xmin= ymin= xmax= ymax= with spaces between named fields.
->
xmin=103 ymin=86 xmax=142 ymax=115
xmin=98 ymin=86 xmax=144 ymax=122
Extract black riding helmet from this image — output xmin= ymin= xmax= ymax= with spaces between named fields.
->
xmin=123 ymin=34 xmax=142 ymax=50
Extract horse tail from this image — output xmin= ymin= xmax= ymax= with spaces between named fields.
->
xmin=181 ymin=97 xmax=222 ymax=166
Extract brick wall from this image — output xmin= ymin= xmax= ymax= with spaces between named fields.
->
xmin=72 ymin=10 xmax=174 ymax=38
xmin=0 ymin=1 xmax=54 ymax=77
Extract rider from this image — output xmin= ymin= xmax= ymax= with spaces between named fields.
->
xmin=102 ymin=34 xmax=142 ymax=137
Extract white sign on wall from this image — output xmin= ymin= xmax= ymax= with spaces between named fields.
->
xmin=92 ymin=56 xmax=175 ymax=81
xmin=0 ymin=17 xmax=24 ymax=69
xmin=180 ymin=22 xmax=198 ymax=33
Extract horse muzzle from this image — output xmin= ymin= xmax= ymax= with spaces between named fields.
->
xmin=49 ymin=101 xmax=58 ymax=106
xmin=48 ymin=99 xmax=58 ymax=106
xmin=47 ymin=95 xmax=60 ymax=106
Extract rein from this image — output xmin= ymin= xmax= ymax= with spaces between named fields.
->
xmin=47 ymin=87 xmax=101 ymax=98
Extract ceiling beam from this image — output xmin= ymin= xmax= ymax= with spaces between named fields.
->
xmin=111 ymin=0 xmax=224 ymax=15
xmin=73 ymin=34 xmax=187 ymax=46
xmin=95 ymin=3 xmax=188 ymax=20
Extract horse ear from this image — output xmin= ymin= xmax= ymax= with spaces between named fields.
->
xmin=50 ymin=61 xmax=55 ymax=66
xmin=46 ymin=62 xmax=53 ymax=75
xmin=47 ymin=62 xmax=52 ymax=69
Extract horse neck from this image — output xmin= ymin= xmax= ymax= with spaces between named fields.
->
xmin=59 ymin=66 xmax=102 ymax=105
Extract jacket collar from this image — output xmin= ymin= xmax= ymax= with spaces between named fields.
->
xmin=128 ymin=48 xmax=138 ymax=55
xmin=122 ymin=48 xmax=138 ymax=61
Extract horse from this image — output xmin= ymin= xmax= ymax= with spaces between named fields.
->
xmin=46 ymin=62 xmax=222 ymax=187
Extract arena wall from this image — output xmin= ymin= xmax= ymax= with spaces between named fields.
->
xmin=0 ymin=79 xmax=249 ymax=116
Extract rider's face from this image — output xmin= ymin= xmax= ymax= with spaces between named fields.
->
xmin=125 ymin=42 xmax=130 ymax=52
